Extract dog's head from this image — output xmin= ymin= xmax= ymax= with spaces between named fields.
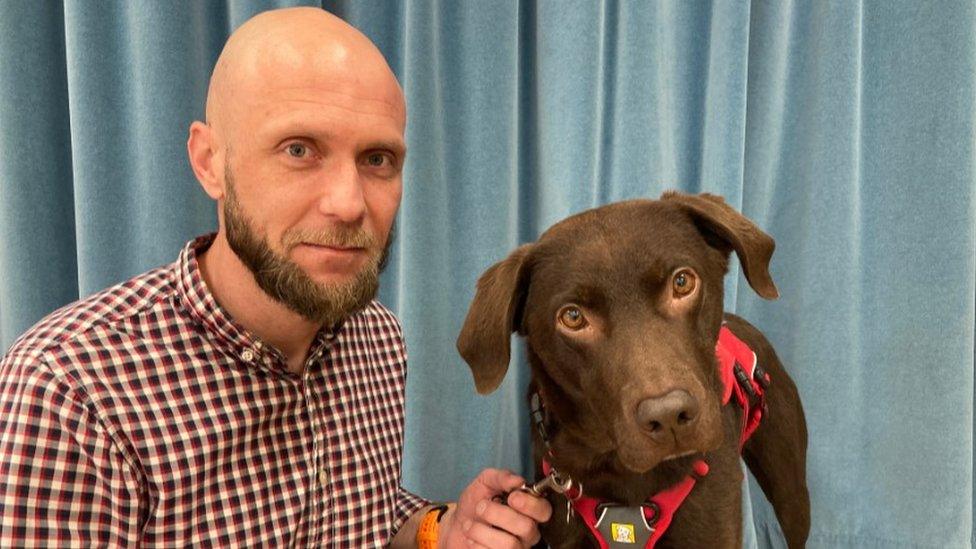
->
xmin=457 ymin=191 xmax=778 ymax=474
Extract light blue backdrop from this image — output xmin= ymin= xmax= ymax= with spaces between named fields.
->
xmin=1 ymin=2 xmax=973 ymax=547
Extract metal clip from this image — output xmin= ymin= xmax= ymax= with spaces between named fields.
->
xmin=523 ymin=470 xmax=574 ymax=497
xmin=495 ymin=470 xmax=576 ymax=507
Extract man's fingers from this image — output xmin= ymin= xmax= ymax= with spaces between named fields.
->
xmin=464 ymin=519 xmax=521 ymax=549
xmin=474 ymin=499 xmax=540 ymax=545
xmin=449 ymin=468 xmax=550 ymax=548
xmin=475 ymin=468 xmax=526 ymax=495
xmin=507 ymin=490 xmax=553 ymax=524
xmin=461 ymin=538 xmax=491 ymax=549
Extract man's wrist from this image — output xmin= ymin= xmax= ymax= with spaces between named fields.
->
xmin=416 ymin=504 xmax=447 ymax=548
xmin=416 ymin=503 xmax=455 ymax=549
xmin=435 ymin=505 xmax=457 ymax=549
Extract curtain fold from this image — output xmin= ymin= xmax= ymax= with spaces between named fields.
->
xmin=1 ymin=1 xmax=973 ymax=547
xmin=0 ymin=1 xmax=78 ymax=344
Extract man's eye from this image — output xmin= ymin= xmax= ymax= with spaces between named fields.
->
xmin=365 ymin=153 xmax=389 ymax=167
xmin=287 ymin=143 xmax=308 ymax=158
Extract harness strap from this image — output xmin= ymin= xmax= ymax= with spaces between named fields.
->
xmin=717 ymin=325 xmax=770 ymax=448
xmin=544 ymin=459 xmax=709 ymax=549
xmin=643 ymin=459 xmax=710 ymax=548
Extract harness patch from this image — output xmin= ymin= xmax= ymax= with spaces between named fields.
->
xmin=595 ymin=505 xmax=654 ymax=547
xmin=611 ymin=523 xmax=635 ymax=543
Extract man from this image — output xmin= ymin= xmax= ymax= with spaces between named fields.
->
xmin=0 ymin=7 xmax=550 ymax=547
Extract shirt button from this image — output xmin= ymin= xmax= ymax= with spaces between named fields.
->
xmin=242 ymin=349 xmax=255 ymax=362
xmin=318 ymin=471 xmax=328 ymax=487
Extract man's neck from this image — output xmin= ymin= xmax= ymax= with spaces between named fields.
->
xmin=198 ymin=232 xmax=321 ymax=375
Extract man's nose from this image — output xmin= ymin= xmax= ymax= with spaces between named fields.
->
xmin=318 ymin=160 xmax=367 ymax=223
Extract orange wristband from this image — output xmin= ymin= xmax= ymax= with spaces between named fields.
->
xmin=416 ymin=505 xmax=449 ymax=549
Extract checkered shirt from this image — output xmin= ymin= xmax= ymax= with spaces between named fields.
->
xmin=0 ymin=234 xmax=428 ymax=547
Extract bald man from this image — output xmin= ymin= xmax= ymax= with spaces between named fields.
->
xmin=0 ymin=7 xmax=549 ymax=548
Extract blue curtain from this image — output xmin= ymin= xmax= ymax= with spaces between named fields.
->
xmin=1 ymin=1 xmax=973 ymax=547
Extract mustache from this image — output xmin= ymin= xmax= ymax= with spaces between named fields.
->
xmin=282 ymin=226 xmax=378 ymax=250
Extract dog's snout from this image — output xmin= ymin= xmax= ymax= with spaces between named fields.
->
xmin=636 ymin=390 xmax=700 ymax=440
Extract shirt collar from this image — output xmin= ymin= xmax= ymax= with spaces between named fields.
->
xmin=175 ymin=234 xmax=339 ymax=375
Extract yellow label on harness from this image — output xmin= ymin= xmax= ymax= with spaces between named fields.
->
xmin=611 ymin=523 xmax=636 ymax=543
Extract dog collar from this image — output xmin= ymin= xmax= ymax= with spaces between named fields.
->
xmin=534 ymin=325 xmax=768 ymax=548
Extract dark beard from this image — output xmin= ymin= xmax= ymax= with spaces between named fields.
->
xmin=222 ymin=168 xmax=394 ymax=326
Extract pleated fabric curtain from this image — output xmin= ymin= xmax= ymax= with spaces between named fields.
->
xmin=1 ymin=2 xmax=973 ymax=547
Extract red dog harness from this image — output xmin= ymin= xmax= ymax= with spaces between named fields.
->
xmin=542 ymin=326 xmax=769 ymax=548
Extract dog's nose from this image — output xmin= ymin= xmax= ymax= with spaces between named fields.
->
xmin=636 ymin=390 xmax=700 ymax=441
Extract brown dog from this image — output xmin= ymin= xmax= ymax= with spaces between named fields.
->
xmin=457 ymin=192 xmax=809 ymax=548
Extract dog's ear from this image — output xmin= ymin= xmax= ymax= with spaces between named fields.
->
xmin=456 ymin=244 xmax=534 ymax=394
xmin=662 ymin=191 xmax=779 ymax=300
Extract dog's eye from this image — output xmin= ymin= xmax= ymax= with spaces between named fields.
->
xmin=557 ymin=306 xmax=588 ymax=330
xmin=672 ymin=269 xmax=698 ymax=297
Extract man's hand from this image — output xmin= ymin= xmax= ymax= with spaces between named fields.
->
xmin=438 ymin=468 xmax=552 ymax=548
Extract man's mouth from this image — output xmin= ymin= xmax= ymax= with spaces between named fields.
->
xmin=300 ymin=242 xmax=367 ymax=253
xmin=293 ymin=243 xmax=371 ymax=267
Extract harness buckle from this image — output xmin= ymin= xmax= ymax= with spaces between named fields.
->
xmin=753 ymin=364 xmax=770 ymax=389
xmin=733 ymin=363 xmax=759 ymax=403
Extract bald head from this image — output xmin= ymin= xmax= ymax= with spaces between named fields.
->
xmin=186 ymin=7 xmax=407 ymax=332
xmin=205 ymin=7 xmax=404 ymax=147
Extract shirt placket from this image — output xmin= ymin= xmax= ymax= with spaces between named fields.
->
xmin=238 ymin=340 xmax=320 ymax=546
xmin=301 ymin=345 xmax=331 ymax=545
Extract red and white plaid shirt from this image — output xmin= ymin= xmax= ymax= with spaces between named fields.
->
xmin=0 ymin=234 xmax=428 ymax=547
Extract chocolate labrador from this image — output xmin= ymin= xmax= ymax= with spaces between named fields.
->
xmin=457 ymin=191 xmax=809 ymax=548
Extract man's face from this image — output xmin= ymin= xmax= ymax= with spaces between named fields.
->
xmin=223 ymin=161 xmax=394 ymax=325
xmin=217 ymin=42 xmax=405 ymax=325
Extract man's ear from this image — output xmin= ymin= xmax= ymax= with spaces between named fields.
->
xmin=187 ymin=121 xmax=224 ymax=200
xmin=456 ymin=244 xmax=534 ymax=394
xmin=662 ymin=191 xmax=779 ymax=300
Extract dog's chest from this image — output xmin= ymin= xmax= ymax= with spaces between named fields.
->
xmin=594 ymin=505 xmax=655 ymax=547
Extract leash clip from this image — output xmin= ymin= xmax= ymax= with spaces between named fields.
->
xmin=495 ymin=468 xmax=581 ymax=521
xmin=523 ymin=470 xmax=574 ymax=497
xmin=496 ymin=470 xmax=573 ymax=506
xmin=520 ymin=470 xmax=580 ymax=524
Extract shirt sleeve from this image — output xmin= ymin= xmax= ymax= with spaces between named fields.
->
xmin=391 ymin=485 xmax=431 ymax=537
xmin=0 ymin=358 xmax=147 ymax=546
